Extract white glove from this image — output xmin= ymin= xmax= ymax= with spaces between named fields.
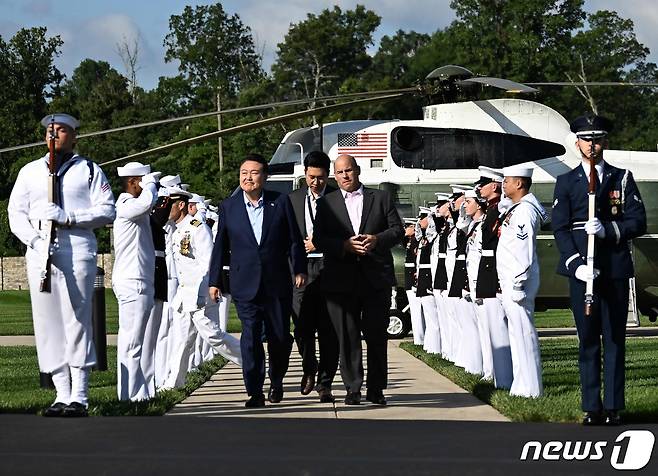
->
xmin=158 ymin=187 xmax=171 ymax=198
xmin=31 ymin=237 xmax=48 ymax=256
xmin=575 ymin=265 xmax=600 ymax=282
xmin=584 ymin=218 xmax=605 ymax=238
xmin=498 ymin=196 xmax=513 ymax=213
xmin=139 ymin=172 xmax=159 ymax=188
xmin=511 ymin=289 xmax=526 ymax=303
xmin=42 ymin=202 xmax=69 ymax=225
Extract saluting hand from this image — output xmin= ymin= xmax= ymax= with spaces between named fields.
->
xmin=295 ymin=273 xmax=307 ymax=288
xmin=209 ymin=286 xmax=222 ymax=302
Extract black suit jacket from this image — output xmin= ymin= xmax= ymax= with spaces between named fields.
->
xmin=289 ymin=184 xmax=337 ymax=239
xmin=312 ymin=186 xmax=404 ymax=292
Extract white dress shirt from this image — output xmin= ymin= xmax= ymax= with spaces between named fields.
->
xmin=581 ymin=160 xmax=604 ymax=183
xmin=341 ymin=185 xmax=364 ymax=235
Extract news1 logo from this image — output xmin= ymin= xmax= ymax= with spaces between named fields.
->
xmin=520 ymin=430 xmax=655 ymax=470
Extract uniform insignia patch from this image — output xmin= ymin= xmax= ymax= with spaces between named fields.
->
xmin=101 ymin=182 xmax=110 ymax=192
xmin=553 ymin=198 xmax=558 ymax=207
xmin=516 ymin=224 xmax=528 ymax=240
xmin=612 ymin=206 xmax=618 ymax=216
xmin=180 ymin=232 xmax=192 ymax=257
xmin=609 ymin=190 xmax=620 ymax=199
xmin=634 ymin=195 xmax=642 ymax=203
xmin=190 ymin=219 xmax=202 ymax=227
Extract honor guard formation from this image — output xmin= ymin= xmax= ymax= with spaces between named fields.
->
xmin=6 ymin=113 xmax=646 ymax=425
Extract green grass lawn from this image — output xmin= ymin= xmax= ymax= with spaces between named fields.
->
xmin=401 ymin=337 xmax=658 ymax=423
xmin=0 ymin=289 xmax=242 ymax=335
xmin=0 ymin=345 xmax=226 ymax=416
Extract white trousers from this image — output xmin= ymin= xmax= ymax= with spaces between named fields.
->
xmin=453 ymin=298 xmax=483 ymax=375
xmin=406 ymin=290 xmax=425 ymax=345
xmin=25 ymin=249 xmax=97 ymax=372
xmin=420 ymin=295 xmax=441 ymax=354
xmin=483 ymin=296 xmax=513 ymax=389
xmin=164 ymin=302 xmax=242 ymax=389
xmin=200 ymin=294 xmax=232 ymax=361
xmin=144 ymin=299 xmax=162 ymax=393
xmin=114 ymin=279 xmax=155 ymax=401
xmin=157 ymin=278 xmax=178 ymax=387
xmin=501 ymin=282 xmax=543 ymax=398
xmin=474 ymin=299 xmax=494 ymax=381
xmin=443 ymin=296 xmax=464 ymax=363
xmin=433 ymin=290 xmax=450 ymax=360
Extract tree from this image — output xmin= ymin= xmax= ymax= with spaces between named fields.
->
xmin=116 ymin=34 xmax=142 ymax=101
xmin=272 ymin=5 xmax=381 ymax=113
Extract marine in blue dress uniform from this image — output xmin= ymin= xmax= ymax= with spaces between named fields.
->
xmin=552 ymin=115 xmax=647 ymax=425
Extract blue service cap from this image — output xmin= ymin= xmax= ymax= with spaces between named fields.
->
xmin=570 ymin=114 xmax=613 ymax=139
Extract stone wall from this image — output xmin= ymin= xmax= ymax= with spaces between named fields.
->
xmin=0 ymin=254 xmax=114 ymax=290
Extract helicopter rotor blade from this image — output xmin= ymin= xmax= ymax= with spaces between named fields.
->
xmin=0 ymin=88 xmax=417 ymax=154
xmin=426 ymin=65 xmax=474 ymax=80
xmin=459 ymin=77 xmax=539 ymax=93
xmin=525 ymin=81 xmax=658 ymax=88
xmin=99 ymin=93 xmax=405 ymax=167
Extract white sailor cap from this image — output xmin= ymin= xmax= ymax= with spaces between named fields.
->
xmin=159 ymin=174 xmax=181 ymax=187
xmin=203 ymin=199 xmax=212 ymax=207
xmin=418 ymin=206 xmax=432 ymax=216
xmin=117 ymin=161 xmax=150 ymax=177
xmin=189 ymin=193 xmax=204 ymax=204
xmin=434 ymin=192 xmax=451 ymax=202
xmin=404 ymin=218 xmax=417 ymax=226
xmin=502 ymin=165 xmax=533 ymax=178
xmin=167 ymin=186 xmax=192 ymax=199
xmin=41 ymin=113 xmax=80 ymax=130
xmin=180 ymin=183 xmax=190 ymax=191
xmin=476 ymin=166 xmax=504 ymax=184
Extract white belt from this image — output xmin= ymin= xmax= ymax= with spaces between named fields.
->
xmin=404 ymin=263 xmax=415 ymax=268
xmin=307 ymin=253 xmax=323 ymax=258
xmin=222 ymin=266 xmax=230 ymax=270
xmin=456 ymin=255 xmax=466 ymax=261
xmin=481 ymin=249 xmax=494 ymax=257
xmin=418 ymin=264 xmax=432 ymax=269
xmin=155 ymin=250 xmax=165 ymax=258
xmin=438 ymin=253 xmax=447 ymax=258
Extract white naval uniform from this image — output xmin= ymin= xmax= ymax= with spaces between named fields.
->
xmin=417 ymin=225 xmax=440 ymax=355
xmin=443 ymin=224 xmax=462 ymax=362
xmin=496 ymin=193 xmax=546 ymax=398
xmin=164 ymin=213 xmax=242 ymax=389
xmin=8 ymin=153 xmax=115 ymax=405
xmin=112 ymin=184 xmax=158 ymax=401
xmin=465 ymin=217 xmax=494 ymax=380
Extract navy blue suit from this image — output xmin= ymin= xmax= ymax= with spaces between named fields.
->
xmin=209 ymin=190 xmax=306 ymax=396
xmin=552 ymin=162 xmax=646 ymax=412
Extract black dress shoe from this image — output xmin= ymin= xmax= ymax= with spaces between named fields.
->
xmin=62 ymin=402 xmax=88 ymax=418
xmin=604 ymin=410 xmax=622 ymax=426
xmin=318 ymin=387 xmax=335 ymax=403
xmin=268 ymin=386 xmax=284 ymax=403
xmin=366 ymin=390 xmax=387 ymax=406
xmin=344 ymin=391 xmax=361 ymax=405
xmin=43 ymin=402 xmax=68 ymax=417
xmin=582 ymin=411 xmax=603 ymax=426
xmin=300 ymin=374 xmax=316 ymax=395
xmin=245 ymin=394 xmax=266 ymax=408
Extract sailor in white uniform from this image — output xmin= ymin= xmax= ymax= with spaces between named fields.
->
xmin=403 ymin=218 xmax=424 ymax=345
xmin=8 ymin=113 xmax=115 ymax=416
xmin=163 ymin=189 xmax=242 ymax=389
xmin=113 ymin=162 xmax=159 ymax=401
xmin=416 ymin=207 xmax=441 ymax=354
xmin=497 ymin=165 xmax=547 ymax=398
xmin=430 ymin=194 xmax=452 ymax=360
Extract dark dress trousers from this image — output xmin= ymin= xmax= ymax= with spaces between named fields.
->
xmin=552 ymin=163 xmax=646 ymax=412
xmin=289 ymin=185 xmax=339 ymax=388
xmin=209 ymin=190 xmax=306 ymax=396
xmin=313 ymin=187 xmax=404 ymax=393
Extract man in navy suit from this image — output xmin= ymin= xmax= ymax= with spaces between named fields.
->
xmin=209 ymin=153 xmax=307 ymax=408
xmin=552 ymin=115 xmax=646 ymax=426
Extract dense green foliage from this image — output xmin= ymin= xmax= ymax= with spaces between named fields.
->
xmin=1 ymin=1 xmax=656 ymax=256
xmin=402 ymin=338 xmax=658 ymax=422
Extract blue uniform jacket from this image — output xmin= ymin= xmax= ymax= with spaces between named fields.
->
xmin=552 ymin=163 xmax=646 ymax=279
xmin=208 ymin=189 xmax=307 ymax=301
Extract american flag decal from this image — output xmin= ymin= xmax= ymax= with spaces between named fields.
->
xmin=337 ymin=132 xmax=388 ymax=158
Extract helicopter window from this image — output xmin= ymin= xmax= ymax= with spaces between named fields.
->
xmin=270 ymin=127 xmax=321 ymax=165
xmin=371 ymin=159 xmax=383 ymax=168
xmin=390 ymin=127 xmax=566 ymax=170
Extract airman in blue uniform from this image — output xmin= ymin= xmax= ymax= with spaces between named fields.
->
xmin=552 ymin=115 xmax=646 ymax=425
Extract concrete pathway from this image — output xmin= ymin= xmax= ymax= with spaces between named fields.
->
xmin=167 ymin=340 xmax=509 ymax=422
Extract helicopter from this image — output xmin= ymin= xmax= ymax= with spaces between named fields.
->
xmin=5 ymin=65 xmax=658 ymax=338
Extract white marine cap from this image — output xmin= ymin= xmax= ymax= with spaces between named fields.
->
xmin=434 ymin=192 xmax=451 ymax=202
xmin=189 ymin=193 xmax=204 ymax=204
xmin=41 ymin=113 xmax=80 ymax=130
xmin=159 ymin=174 xmax=181 ymax=187
xmin=418 ymin=206 xmax=432 ymax=215
xmin=464 ymin=189 xmax=479 ymax=198
xmin=477 ymin=166 xmax=504 ymax=183
xmin=180 ymin=183 xmax=190 ymax=191
xmin=117 ymin=161 xmax=150 ymax=177
xmin=167 ymin=186 xmax=192 ymax=199
xmin=207 ymin=204 xmax=218 ymax=213
xmin=404 ymin=218 xmax=417 ymax=226
xmin=502 ymin=165 xmax=533 ymax=178
xmin=449 ymin=184 xmax=472 ymax=194
xmin=203 ymin=199 xmax=212 ymax=207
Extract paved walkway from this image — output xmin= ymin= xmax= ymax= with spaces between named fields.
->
xmin=167 ymin=340 xmax=509 ymax=421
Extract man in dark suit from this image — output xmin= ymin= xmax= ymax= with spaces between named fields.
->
xmin=209 ymin=153 xmax=307 ymax=408
xmin=552 ymin=115 xmax=646 ymax=426
xmin=288 ymin=151 xmax=339 ymax=402
xmin=313 ymin=154 xmax=404 ymax=405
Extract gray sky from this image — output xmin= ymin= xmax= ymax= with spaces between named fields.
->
xmin=0 ymin=0 xmax=656 ymax=91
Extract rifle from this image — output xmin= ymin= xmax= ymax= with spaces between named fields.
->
xmin=584 ymin=142 xmax=597 ymax=316
xmin=39 ymin=117 xmax=58 ymax=292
